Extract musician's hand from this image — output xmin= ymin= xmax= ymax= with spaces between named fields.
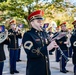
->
xmin=47 ymin=41 xmax=59 ymax=51
xmin=64 ymin=41 xmax=68 ymax=44
xmin=50 ymin=34 xmax=54 ymax=38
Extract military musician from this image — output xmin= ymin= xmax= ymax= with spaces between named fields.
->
xmin=8 ymin=20 xmax=22 ymax=74
xmin=70 ymin=20 xmax=76 ymax=75
xmin=22 ymin=10 xmax=58 ymax=75
xmin=0 ymin=25 xmax=9 ymax=75
xmin=56 ymin=22 xmax=69 ymax=73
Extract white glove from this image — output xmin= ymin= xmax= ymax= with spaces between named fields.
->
xmin=47 ymin=40 xmax=58 ymax=51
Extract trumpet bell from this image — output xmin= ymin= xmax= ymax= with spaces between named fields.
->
xmin=0 ymin=29 xmax=8 ymax=44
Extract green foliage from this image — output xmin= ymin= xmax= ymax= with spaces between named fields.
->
xmin=52 ymin=0 xmax=64 ymax=3
xmin=56 ymin=20 xmax=60 ymax=26
xmin=0 ymin=0 xmax=7 ymax=2
xmin=0 ymin=0 xmax=75 ymax=29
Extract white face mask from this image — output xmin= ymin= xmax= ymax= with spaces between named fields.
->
xmin=31 ymin=19 xmax=44 ymax=31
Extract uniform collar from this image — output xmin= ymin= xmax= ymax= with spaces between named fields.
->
xmin=10 ymin=29 xmax=16 ymax=32
xmin=61 ymin=30 xmax=67 ymax=32
xmin=31 ymin=28 xmax=40 ymax=33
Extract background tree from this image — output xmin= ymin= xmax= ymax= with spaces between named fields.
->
xmin=0 ymin=0 xmax=76 ymax=30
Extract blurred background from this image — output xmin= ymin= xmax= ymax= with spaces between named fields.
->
xmin=0 ymin=0 xmax=76 ymax=32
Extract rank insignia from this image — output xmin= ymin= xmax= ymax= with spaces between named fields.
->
xmin=73 ymin=41 xmax=76 ymax=46
xmin=24 ymin=41 xmax=33 ymax=50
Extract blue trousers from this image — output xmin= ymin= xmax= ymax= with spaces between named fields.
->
xmin=9 ymin=49 xmax=18 ymax=72
xmin=0 ymin=61 xmax=4 ymax=75
xmin=68 ymin=47 xmax=72 ymax=58
xmin=74 ymin=64 xmax=76 ymax=74
xmin=60 ymin=50 xmax=68 ymax=71
xmin=16 ymin=49 xmax=21 ymax=60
